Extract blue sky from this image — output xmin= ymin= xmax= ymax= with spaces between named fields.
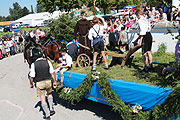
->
xmin=0 ymin=0 xmax=37 ymax=16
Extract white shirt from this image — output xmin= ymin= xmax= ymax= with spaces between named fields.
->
xmin=118 ymin=24 xmax=124 ymax=31
xmin=138 ymin=16 xmax=151 ymax=35
xmin=29 ymin=58 xmax=55 ymax=78
xmin=62 ymin=53 xmax=73 ymax=67
xmin=7 ymin=40 xmax=13 ymax=47
xmin=159 ymin=13 xmax=167 ymax=21
xmin=41 ymin=31 xmax=45 ymax=36
xmin=30 ymin=32 xmax=34 ymax=38
xmin=88 ymin=23 xmax=107 ymax=40
xmin=36 ymin=29 xmax=41 ymax=36
xmin=0 ymin=41 xmax=3 ymax=50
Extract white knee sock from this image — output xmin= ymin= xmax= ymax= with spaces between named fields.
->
xmin=42 ymin=104 xmax=50 ymax=117
xmin=48 ymin=97 xmax=54 ymax=111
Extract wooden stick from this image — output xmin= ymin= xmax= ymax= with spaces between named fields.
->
xmin=77 ymin=42 xmax=91 ymax=50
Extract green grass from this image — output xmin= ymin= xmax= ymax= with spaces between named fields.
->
xmin=67 ymin=52 xmax=175 ymax=87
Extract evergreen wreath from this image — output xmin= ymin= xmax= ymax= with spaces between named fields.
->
xmin=58 ymin=73 xmax=94 ymax=104
xmin=56 ymin=72 xmax=180 ymax=120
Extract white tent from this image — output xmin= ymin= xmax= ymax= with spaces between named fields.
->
xmin=13 ymin=11 xmax=63 ymax=27
xmin=172 ymin=0 xmax=180 ymax=9
xmin=112 ymin=12 xmax=124 ymax=16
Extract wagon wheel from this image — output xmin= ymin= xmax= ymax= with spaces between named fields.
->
xmin=77 ymin=54 xmax=91 ymax=68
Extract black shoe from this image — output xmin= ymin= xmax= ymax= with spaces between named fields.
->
xmin=50 ymin=110 xmax=55 ymax=116
xmin=148 ymin=64 xmax=153 ymax=71
xmin=43 ymin=116 xmax=51 ymax=120
xmin=104 ymin=67 xmax=109 ymax=70
xmin=140 ymin=67 xmax=148 ymax=73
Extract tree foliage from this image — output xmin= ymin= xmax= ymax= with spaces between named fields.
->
xmin=0 ymin=16 xmax=8 ymax=22
xmin=37 ymin=0 xmax=142 ymax=15
xmin=92 ymin=0 xmax=114 ymax=15
xmin=0 ymin=2 xmax=30 ymax=21
xmin=35 ymin=0 xmax=175 ymax=16
xmin=48 ymin=14 xmax=77 ymax=41
xmin=37 ymin=0 xmax=58 ymax=13
xmin=9 ymin=2 xmax=29 ymax=20
xmin=145 ymin=0 xmax=172 ymax=8
xmin=37 ymin=0 xmax=84 ymax=13
xmin=36 ymin=2 xmax=46 ymax=13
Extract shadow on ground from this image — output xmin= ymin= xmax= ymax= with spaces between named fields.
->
xmin=130 ymin=62 xmax=177 ymax=87
xmin=34 ymin=92 xmax=122 ymax=120
xmin=52 ymin=92 xmax=123 ymax=120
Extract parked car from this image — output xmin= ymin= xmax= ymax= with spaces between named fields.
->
xmin=3 ymin=24 xmax=22 ymax=32
xmin=20 ymin=24 xmax=30 ymax=28
xmin=3 ymin=25 xmax=11 ymax=32
xmin=10 ymin=23 xmax=19 ymax=29
xmin=22 ymin=24 xmax=30 ymax=28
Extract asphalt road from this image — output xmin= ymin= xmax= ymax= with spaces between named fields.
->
xmin=0 ymin=54 xmax=121 ymax=120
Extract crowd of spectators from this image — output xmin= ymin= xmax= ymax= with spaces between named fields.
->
xmin=0 ymin=32 xmax=24 ymax=59
xmin=101 ymin=5 xmax=180 ymax=53
xmin=0 ymin=27 xmax=50 ymax=60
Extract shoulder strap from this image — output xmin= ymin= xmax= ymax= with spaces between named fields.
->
xmin=92 ymin=26 xmax=100 ymax=36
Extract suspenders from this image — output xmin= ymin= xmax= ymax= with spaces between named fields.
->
xmin=92 ymin=26 xmax=100 ymax=39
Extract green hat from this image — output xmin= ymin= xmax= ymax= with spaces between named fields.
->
xmin=33 ymin=49 xmax=43 ymax=58
xmin=60 ymin=45 xmax=67 ymax=52
xmin=81 ymin=10 xmax=86 ymax=15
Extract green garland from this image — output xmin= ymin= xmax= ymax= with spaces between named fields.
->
xmin=56 ymin=72 xmax=180 ymax=120
xmin=58 ymin=73 xmax=94 ymax=104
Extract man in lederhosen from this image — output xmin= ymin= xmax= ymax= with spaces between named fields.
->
xmin=74 ymin=11 xmax=92 ymax=55
xmin=135 ymin=8 xmax=153 ymax=72
xmin=29 ymin=50 xmax=57 ymax=120
xmin=55 ymin=46 xmax=73 ymax=88
xmin=88 ymin=17 xmax=109 ymax=71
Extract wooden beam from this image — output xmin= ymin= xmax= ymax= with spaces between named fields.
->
xmin=121 ymin=44 xmax=142 ymax=67
xmin=104 ymin=51 xmax=126 ymax=58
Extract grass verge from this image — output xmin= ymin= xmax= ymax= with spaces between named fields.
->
xmin=67 ymin=52 xmax=175 ymax=87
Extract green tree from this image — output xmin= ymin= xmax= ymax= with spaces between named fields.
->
xmin=145 ymin=0 xmax=172 ymax=7
xmin=9 ymin=2 xmax=30 ymax=20
xmin=0 ymin=16 xmax=7 ymax=22
xmin=37 ymin=0 xmax=84 ymax=13
xmin=37 ymin=0 xmax=60 ymax=13
xmin=6 ymin=15 xmax=12 ymax=21
xmin=85 ymin=0 xmax=114 ymax=15
xmin=9 ymin=2 xmax=22 ymax=20
xmin=21 ymin=7 xmax=29 ymax=17
xmin=48 ymin=14 xmax=77 ymax=41
xmin=36 ymin=2 xmax=46 ymax=13
xmin=59 ymin=0 xmax=84 ymax=12
xmin=96 ymin=0 xmax=114 ymax=15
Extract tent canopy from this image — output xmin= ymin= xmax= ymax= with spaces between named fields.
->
xmin=0 ymin=21 xmax=13 ymax=26
xmin=123 ymin=5 xmax=136 ymax=9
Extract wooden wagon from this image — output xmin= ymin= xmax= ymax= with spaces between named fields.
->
xmin=76 ymin=42 xmax=143 ymax=68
